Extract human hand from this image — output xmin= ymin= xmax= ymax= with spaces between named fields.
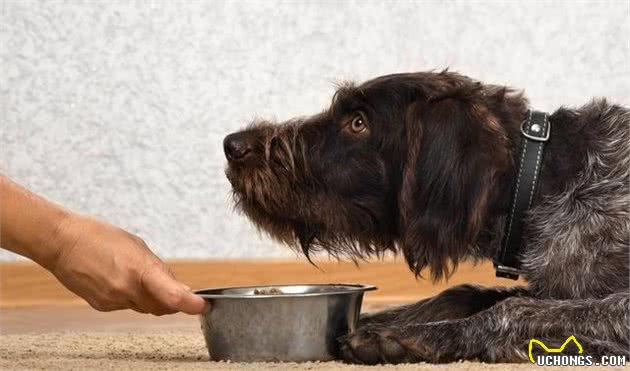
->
xmin=46 ymin=214 xmax=207 ymax=315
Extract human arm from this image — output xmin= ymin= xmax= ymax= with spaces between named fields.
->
xmin=0 ymin=175 xmax=207 ymax=315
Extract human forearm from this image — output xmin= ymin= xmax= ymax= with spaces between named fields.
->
xmin=0 ymin=174 xmax=206 ymax=315
xmin=0 ymin=174 xmax=70 ymax=269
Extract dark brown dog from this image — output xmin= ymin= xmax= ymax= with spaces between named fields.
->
xmin=223 ymin=71 xmax=629 ymax=364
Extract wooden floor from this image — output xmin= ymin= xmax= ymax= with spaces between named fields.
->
xmin=0 ymin=259 xmax=523 ymax=333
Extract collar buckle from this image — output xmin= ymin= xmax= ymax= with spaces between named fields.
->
xmin=520 ymin=112 xmax=550 ymax=142
xmin=494 ymin=264 xmax=525 ymax=280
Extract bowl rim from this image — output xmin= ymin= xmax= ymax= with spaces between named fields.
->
xmin=193 ymin=283 xmax=377 ymax=299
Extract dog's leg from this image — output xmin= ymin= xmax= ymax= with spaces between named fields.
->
xmin=341 ymin=291 xmax=629 ymax=364
xmin=359 ymin=284 xmax=527 ymax=327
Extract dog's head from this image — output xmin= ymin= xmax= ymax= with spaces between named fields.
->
xmin=224 ymin=71 xmax=526 ymax=279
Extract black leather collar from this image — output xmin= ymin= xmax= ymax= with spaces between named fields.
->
xmin=494 ymin=110 xmax=551 ymax=279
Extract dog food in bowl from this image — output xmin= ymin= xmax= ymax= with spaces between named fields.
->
xmin=253 ymin=287 xmax=283 ymax=295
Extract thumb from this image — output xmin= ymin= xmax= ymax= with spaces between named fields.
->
xmin=176 ymin=281 xmax=210 ymax=314
xmin=141 ymin=267 xmax=208 ymax=315
xmin=174 ymin=286 xmax=208 ymax=315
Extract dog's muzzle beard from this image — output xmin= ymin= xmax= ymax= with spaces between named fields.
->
xmin=225 ymin=162 xmax=300 ymax=218
xmin=225 ymin=158 xmax=308 ymax=252
xmin=223 ymin=127 xmax=311 ymax=233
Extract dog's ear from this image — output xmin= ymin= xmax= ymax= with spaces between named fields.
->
xmin=399 ymin=90 xmax=509 ymax=281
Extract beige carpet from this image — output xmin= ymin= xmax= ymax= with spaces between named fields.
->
xmin=1 ymin=331 xmax=627 ymax=371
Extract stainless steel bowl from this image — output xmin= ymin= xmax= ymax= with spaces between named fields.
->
xmin=195 ymin=283 xmax=376 ymax=362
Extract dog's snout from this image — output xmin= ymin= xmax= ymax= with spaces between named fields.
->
xmin=224 ymin=133 xmax=254 ymax=162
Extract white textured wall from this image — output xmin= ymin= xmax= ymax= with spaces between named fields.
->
xmin=1 ymin=0 xmax=629 ymax=261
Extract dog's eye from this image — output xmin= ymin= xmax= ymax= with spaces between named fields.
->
xmin=349 ymin=114 xmax=368 ymax=134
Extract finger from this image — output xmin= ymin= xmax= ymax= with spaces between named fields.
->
xmin=134 ymin=275 xmax=181 ymax=315
xmin=134 ymin=296 xmax=178 ymax=316
xmin=141 ymin=267 xmax=207 ymax=315
xmin=178 ymin=282 xmax=210 ymax=314
xmin=140 ymin=282 xmax=202 ymax=316
xmin=132 ymin=286 xmax=181 ymax=316
xmin=129 ymin=303 xmax=149 ymax=314
xmin=87 ymin=298 xmax=129 ymax=312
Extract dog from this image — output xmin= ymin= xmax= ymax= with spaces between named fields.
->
xmin=223 ymin=71 xmax=629 ymax=364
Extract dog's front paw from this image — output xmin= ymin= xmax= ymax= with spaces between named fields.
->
xmin=340 ymin=325 xmax=424 ymax=364
xmin=340 ymin=321 xmax=470 ymax=364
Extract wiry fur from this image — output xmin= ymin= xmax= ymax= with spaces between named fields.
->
xmin=224 ymin=70 xmax=630 ymax=363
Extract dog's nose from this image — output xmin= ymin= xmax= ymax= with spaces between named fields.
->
xmin=223 ymin=133 xmax=254 ymax=162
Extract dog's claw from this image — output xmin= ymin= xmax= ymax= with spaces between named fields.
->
xmin=340 ymin=326 xmax=412 ymax=365
xmin=341 ymin=330 xmax=381 ymax=364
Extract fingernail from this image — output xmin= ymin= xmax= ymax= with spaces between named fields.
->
xmin=202 ymin=301 xmax=211 ymax=314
